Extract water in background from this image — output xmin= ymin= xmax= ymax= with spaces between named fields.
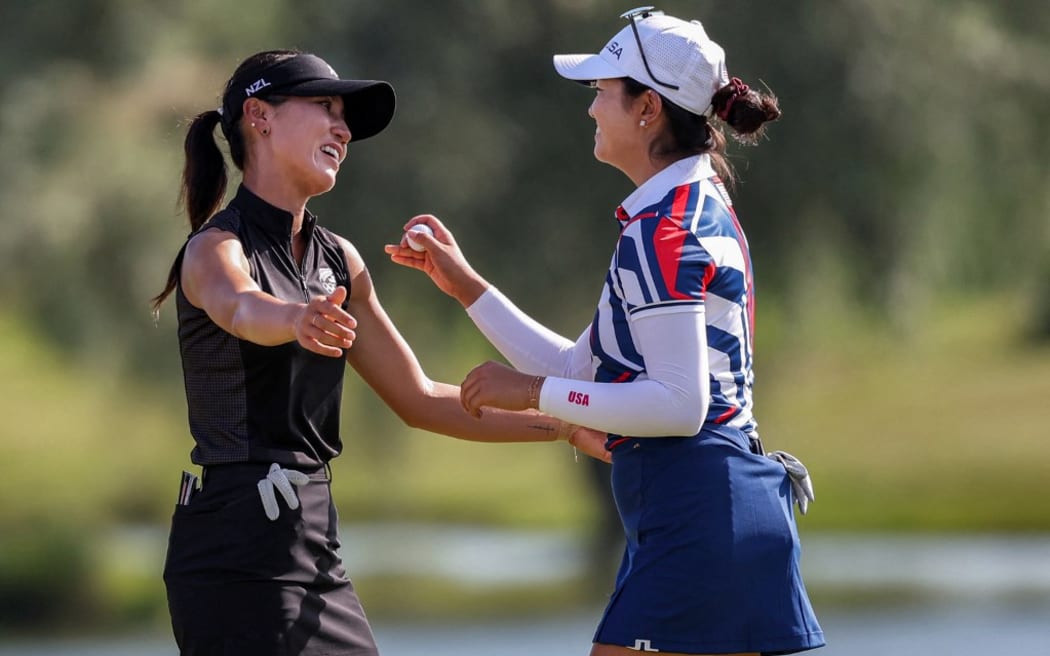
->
xmin=1 ymin=601 xmax=1048 ymax=656
xmin=1 ymin=528 xmax=1048 ymax=655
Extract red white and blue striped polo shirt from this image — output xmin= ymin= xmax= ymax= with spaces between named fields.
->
xmin=590 ymin=154 xmax=758 ymax=439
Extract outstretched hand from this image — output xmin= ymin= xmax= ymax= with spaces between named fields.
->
xmin=383 ymin=215 xmax=488 ymax=307
xmin=294 ymin=285 xmax=357 ymax=357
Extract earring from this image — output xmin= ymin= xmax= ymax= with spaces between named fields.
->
xmin=639 ymin=120 xmax=647 ymax=128
xmin=251 ymin=122 xmax=256 ymax=128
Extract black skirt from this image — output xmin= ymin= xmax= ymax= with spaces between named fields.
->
xmin=163 ymin=463 xmax=378 ymax=656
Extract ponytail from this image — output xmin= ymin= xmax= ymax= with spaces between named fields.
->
xmin=711 ymin=77 xmax=781 ymax=145
xmin=151 ymin=110 xmax=227 ymax=312
xmin=181 ymin=110 xmax=228 ymax=233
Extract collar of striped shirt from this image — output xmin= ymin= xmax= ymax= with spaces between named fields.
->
xmin=619 ymin=154 xmax=715 ymax=218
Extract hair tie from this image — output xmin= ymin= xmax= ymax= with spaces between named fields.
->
xmin=717 ymin=77 xmax=750 ymax=121
xmin=216 ymin=102 xmax=234 ymax=139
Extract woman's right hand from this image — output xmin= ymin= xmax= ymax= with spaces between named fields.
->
xmin=294 ymin=285 xmax=357 ymax=357
xmin=384 ymin=215 xmax=489 ymax=307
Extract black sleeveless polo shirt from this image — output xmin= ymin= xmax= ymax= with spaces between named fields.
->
xmin=175 ymin=185 xmax=351 ymax=467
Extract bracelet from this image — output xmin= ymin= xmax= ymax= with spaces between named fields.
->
xmin=557 ymin=419 xmax=579 ymax=442
xmin=526 ymin=375 xmax=544 ymax=409
xmin=558 ymin=420 xmax=581 ymax=463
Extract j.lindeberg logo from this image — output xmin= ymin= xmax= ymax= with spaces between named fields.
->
xmin=630 ymin=638 xmax=659 ymax=652
xmin=245 ymin=78 xmax=271 ymax=96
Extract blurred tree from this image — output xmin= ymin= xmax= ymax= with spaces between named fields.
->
xmin=0 ymin=0 xmax=1046 ymax=373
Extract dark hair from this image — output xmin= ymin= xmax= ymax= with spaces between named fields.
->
xmin=622 ymin=77 xmax=781 ymax=184
xmin=151 ymin=50 xmax=299 ymax=312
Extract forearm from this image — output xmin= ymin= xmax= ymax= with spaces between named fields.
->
xmin=407 ymin=380 xmax=571 ymax=443
xmin=345 ymin=282 xmax=571 ymax=444
xmin=539 ymin=376 xmax=707 ymax=437
xmin=182 ymin=231 xmax=307 ymax=346
xmin=538 ymin=309 xmax=710 ymax=436
xmin=466 ymin=287 xmax=581 ymax=377
xmin=449 ymin=272 xmax=489 ymax=308
xmin=227 ymin=291 xmax=304 ymax=346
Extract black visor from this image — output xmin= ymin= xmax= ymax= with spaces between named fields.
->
xmin=221 ymin=54 xmax=395 ymax=142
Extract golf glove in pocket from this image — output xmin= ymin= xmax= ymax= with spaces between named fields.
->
xmin=766 ymin=450 xmax=815 ymax=515
xmin=257 ymin=463 xmax=310 ymax=521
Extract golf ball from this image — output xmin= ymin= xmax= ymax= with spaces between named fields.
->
xmin=406 ymin=224 xmax=433 ymax=252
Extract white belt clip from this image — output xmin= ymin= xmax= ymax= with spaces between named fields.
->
xmin=257 ymin=463 xmax=310 ymax=521
xmin=766 ymin=450 xmax=815 ymax=515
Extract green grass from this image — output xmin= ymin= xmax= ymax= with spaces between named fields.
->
xmin=757 ymin=295 xmax=1050 ymax=531
xmin=0 ymin=314 xmax=190 ymax=527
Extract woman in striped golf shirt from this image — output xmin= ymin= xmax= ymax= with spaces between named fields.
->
xmin=388 ymin=8 xmax=824 ymax=656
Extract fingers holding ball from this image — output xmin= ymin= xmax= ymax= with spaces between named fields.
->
xmin=405 ymin=223 xmax=433 ymax=252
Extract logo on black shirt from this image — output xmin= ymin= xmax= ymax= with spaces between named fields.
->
xmin=318 ymin=267 xmax=337 ymax=295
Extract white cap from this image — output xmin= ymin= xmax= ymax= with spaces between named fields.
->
xmin=553 ymin=10 xmax=730 ymax=116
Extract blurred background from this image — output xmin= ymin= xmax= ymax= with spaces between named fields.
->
xmin=1 ymin=0 xmax=1048 ymax=654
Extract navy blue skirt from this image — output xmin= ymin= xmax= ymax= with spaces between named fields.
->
xmin=163 ymin=463 xmax=378 ymax=656
xmin=594 ymin=425 xmax=825 ymax=655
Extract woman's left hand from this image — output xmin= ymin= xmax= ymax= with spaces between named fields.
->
xmin=460 ymin=361 xmax=536 ymax=418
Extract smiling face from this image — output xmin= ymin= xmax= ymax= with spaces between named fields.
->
xmin=262 ymin=95 xmax=351 ymax=197
xmin=588 ymin=79 xmax=646 ymax=172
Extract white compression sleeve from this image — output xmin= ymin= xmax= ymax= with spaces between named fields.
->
xmin=538 ymin=308 xmax=710 ymax=437
xmin=466 ymin=287 xmax=592 ymax=379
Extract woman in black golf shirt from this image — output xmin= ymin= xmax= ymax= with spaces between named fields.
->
xmin=153 ymin=49 xmax=607 ymax=656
